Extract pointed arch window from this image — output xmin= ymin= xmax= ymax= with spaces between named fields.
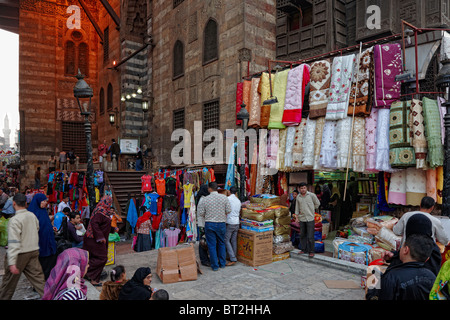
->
xmin=64 ymin=31 xmax=89 ymax=77
xmin=65 ymin=40 xmax=76 ymax=75
xmin=203 ymin=19 xmax=218 ymax=65
xmin=173 ymin=40 xmax=184 ymax=79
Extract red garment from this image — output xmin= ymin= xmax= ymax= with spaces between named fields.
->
xmin=136 ymin=211 xmax=152 ymax=231
xmin=236 ymin=82 xmax=243 ymax=126
xmin=141 ymin=175 xmax=153 ymax=193
xmin=155 ymin=178 xmax=166 ymax=196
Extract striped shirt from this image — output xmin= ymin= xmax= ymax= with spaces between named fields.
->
xmin=197 ymin=191 xmax=231 ymax=223
xmin=54 ymin=287 xmax=87 ymax=300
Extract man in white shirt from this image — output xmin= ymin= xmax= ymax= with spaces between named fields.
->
xmin=225 ymin=187 xmax=241 ymax=266
xmin=57 ymin=195 xmax=70 ymax=214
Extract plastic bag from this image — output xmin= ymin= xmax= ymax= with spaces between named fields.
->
xmin=108 ymin=232 xmax=121 ymax=243
xmin=0 ymin=216 xmax=9 ymax=247
xmin=375 ymin=227 xmax=402 ymax=251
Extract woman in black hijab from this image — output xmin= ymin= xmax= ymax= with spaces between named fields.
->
xmin=118 ymin=267 xmax=153 ymax=300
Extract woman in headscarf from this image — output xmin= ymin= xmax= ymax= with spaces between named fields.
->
xmin=82 ymin=195 xmax=114 ymax=286
xmin=28 ymin=193 xmax=57 ymax=280
xmin=118 ymin=267 xmax=153 ymax=300
xmin=134 ymin=211 xmax=153 ymax=252
xmin=135 ymin=147 xmax=143 ymax=171
xmin=42 ymin=248 xmax=89 ymax=300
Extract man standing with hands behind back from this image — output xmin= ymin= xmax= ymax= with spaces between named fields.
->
xmin=295 ymin=182 xmax=320 ymax=258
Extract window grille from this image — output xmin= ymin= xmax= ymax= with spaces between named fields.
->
xmin=103 ymin=26 xmax=109 ymax=63
xmin=62 ymin=122 xmax=87 ymax=163
xmin=65 ymin=40 xmax=76 ymax=75
xmin=173 ymin=108 xmax=185 ymax=130
xmin=203 ymin=100 xmax=220 ymax=154
xmin=107 ymin=83 xmax=113 ymax=111
xmin=203 ymin=19 xmax=218 ymax=64
xmin=173 ymin=40 xmax=184 ymax=79
xmin=99 ymin=88 xmax=105 ymax=115
xmin=78 ymin=42 xmax=89 ymax=77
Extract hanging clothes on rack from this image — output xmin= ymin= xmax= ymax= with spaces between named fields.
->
xmin=309 ymin=59 xmax=331 ymax=119
xmin=348 ymin=46 xmax=374 ymax=117
xmin=282 ymin=64 xmax=311 ymax=126
xmin=422 ymin=97 xmax=444 ymax=168
xmin=410 ymin=99 xmax=428 ymax=169
xmin=248 ymin=77 xmax=262 ymax=128
xmin=268 ymin=69 xmax=289 ymax=129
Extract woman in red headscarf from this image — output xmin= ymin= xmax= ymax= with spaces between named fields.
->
xmin=134 ymin=211 xmax=153 ymax=252
xmin=82 ymin=196 xmax=115 ymax=286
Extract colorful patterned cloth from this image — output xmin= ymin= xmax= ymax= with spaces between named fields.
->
xmin=389 ymin=100 xmax=416 ymax=167
xmin=365 ymin=107 xmax=378 ymax=172
xmin=422 ymin=97 xmax=444 ymax=168
xmin=248 ymin=77 xmax=261 ymax=128
xmin=309 ymin=59 xmax=331 ymax=119
xmin=282 ymin=64 xmax=311 ymax=126
xmin=235 ymin=82 xmax=243 ymax=126
xmin=259 ymin=72 xmax=273 ymax=128
xmin=373 ymin=43 xmax=402 ymax=108
xmin=388 ymin=170 xmax=406 ymax=205
xmin=326 ymin=54 xmax=356 ymax=120
xmin=352 ymin=117 xmax=366 ymax=172
xmin=292 ymin=118 xmax=308 ymax=169
xmin=410 ymin=99 xmax=428 ymax=169
xmin=348 ymin=47 xmax=374 ymax=117
xmin=268 ymin=69 xmax=289 ymax=129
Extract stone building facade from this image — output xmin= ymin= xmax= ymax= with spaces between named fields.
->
xmin=150 ymin=0 xmax=277 ymax=166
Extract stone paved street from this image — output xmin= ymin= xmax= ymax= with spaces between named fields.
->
xmin=0 ymin=241 xmax=365 ymax=301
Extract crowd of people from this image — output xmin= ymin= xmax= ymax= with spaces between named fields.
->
xmin=0 ymin=191 xmax=169 ymax=300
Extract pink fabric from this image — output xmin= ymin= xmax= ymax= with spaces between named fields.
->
xmin=365 ymin=107 xmax=378 ymax=172
xmin=42 ymin=248 xmax=89 ymax=300
xmin=164 ymin=228 xmax=180 ymax=247
xmin=235 ymin=82 xmax=243 ymax=126
xmin=282 ymin=64 xmax=311 ymax=126
xmin=373 ymin=43 xmax=402 ymax=108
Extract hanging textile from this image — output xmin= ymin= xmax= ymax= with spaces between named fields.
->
xmin=268 ymin=69 xmax=289 ymax=129
xmin=410 ymin=99 xmax=428 ymax=169
xmin=319 ymin=119 xmax=337 ymax=170
xmin=365 ymin=107 xmax=378 ymax=172
xmin=235 ymin=82 xmax=243 ymax=126
xmin=284 ymin=126 xmax=296 ymax=170
xmin=388 ymin=170 xmax=406 ymax=206
xmin=250 ymin=143 xmax=258 ymax=196
xmin=277 ymin=128 xmax=287 ymax=171
xmin=282 ymin=64 xmax=311 ymax=126
xmin=292 ymin=118 xmax=308 ymax=169
xmin=266 ymin=129 xmax=279 ymax=169
xmin=336 ymin=117 xmax=353 ymax=170
xmin=375 ymin=108 xmax=392 ymax=172
xmin=242 ymin=79 xmax=252 ymax=110
xmin=437 ymin=166 xmax=444 ymax=205
xmin=348 ymin=46 xmax=374 ymax=117
xmin=255 ymin=129 xmax=268 ymax=194
xmin=352 ymin=117 xmax=366 ymax=173
xmin=422 ymin=97 xmax=444 ymax=168
xmin=301 ymin=117 xmax=317 ymax=169
xmin=438 ymin=97 xmax=446 ymax=145
xmin=426 ymin=168 xmax=437 ymax=202
xmin=405 ymin=167 xmax=427 ymax=206
xmin=389 ymin=100 xmax=416 ymax=168
xmin=325 ymin=54 xmax=356 ymax=120
xmin=225 ymin=142 xmax=237 ymax=190
xmin=248 ymin=77 xmax=261 ymax=128
xmin=373 ymin=43 xmax=402 ymax=108
xmin=377 ymin=172 xmax=396 ymax=213
xmin=259 ymin=72 xmax=273 ymax=128
xmin=313 ymin=116 xmax=326 ymax=171
xmin=309 ymin=59 xmax=331 ymax=119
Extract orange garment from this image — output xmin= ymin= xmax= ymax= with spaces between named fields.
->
xmin=111 ymin=214 xmax=122 ymax=229
xmin=155 ymin=178 xmax=166 ymax=196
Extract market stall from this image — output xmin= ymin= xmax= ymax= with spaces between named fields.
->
xmin=227 ymin=27 xmax=450 ymax=268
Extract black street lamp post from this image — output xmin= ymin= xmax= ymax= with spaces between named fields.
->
xmin=73 ymin=70 xmax=96 ymax=215
xmin=437 ymin=58 xmax=450 ymax=217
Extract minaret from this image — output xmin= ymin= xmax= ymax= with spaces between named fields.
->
xmin=3 ymin=114 xmax=11 ymax=149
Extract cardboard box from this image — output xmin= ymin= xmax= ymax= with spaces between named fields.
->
xmin=156 ymin=244 xmax=198 ymax=284
xmin=237 ymin=229 xmax=273 ymax=267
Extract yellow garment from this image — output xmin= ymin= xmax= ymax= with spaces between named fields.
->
xmin=437 ymin=166 xmax=444 ymax=204
xmin=95 ymin=187 xmax=100 ymax=202
xmin=268 ymin=69 xmax=289 ymax=130
xmin=259 ymin=72 xmax=274 ymax=128
xmin=183 ymin=184 xmax=194 ymax=208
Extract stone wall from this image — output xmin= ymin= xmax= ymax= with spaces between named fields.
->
xmin=150 ymin=0 xmax=277 ymax=166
